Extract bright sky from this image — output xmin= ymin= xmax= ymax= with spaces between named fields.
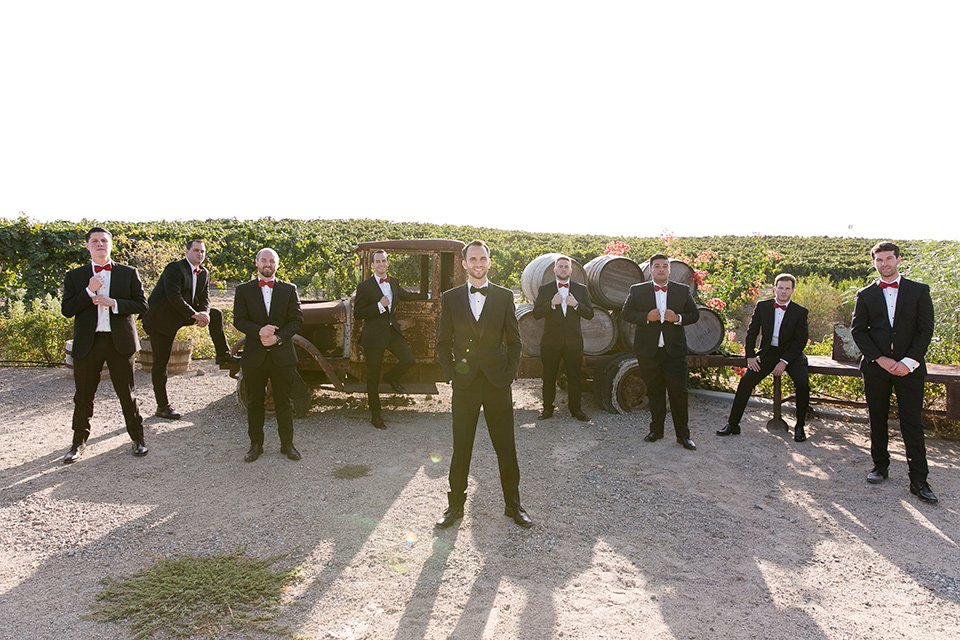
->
xmin=2 ymin=2 xmax=958 ymax=240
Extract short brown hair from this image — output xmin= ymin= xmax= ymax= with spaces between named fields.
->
xmin=185 ymin=238 xmax=204 ymax=250
xmin=85 ymin=227 xmax=111 ymax=241
xmin=371 ymin=249 xmax=388 ymax=262
xmin=774 ymin=273 xmax=797 ymax=288
xmin=462 ymin=239 xmax=490 ymax=260
xmin=554 ymin=255 xmax=572 ymax=266
xmin=871 ymin=241 xmax=900 ymax=258
xmin=648 ymin=253 xmax=670 ymax=265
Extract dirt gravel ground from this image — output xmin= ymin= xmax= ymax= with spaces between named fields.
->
xmin=1 ymin=361 xmax=959 ymax=640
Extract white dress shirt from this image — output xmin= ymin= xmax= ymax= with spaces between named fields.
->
xmin=469 ymin=279 xmax=488 ymax=321
xmin=377 ymin=276 xmax=393 ymax=314
xmin=554 ymin=280 xmax=570 ymax=316
xmin=259 ymin=277 xmax=275 ymax=314
xmin=86 ymin=262 xmax=117 ymax=332
xmin=880 ymin=275 xmax=919 ymax=372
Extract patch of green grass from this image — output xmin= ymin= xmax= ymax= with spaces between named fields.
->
xmin=91 ymin=549 xmax=300 ymax=639
xmin=332 ymin=464 xmax=370 ymax=479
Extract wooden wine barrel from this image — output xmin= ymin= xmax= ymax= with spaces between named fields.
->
xmin=686 ymin=306 xmax=724 ymax=355
xmin=581 ymin=307 xmax=619 ymax=356
xmin=520 ymin=253 xmax=587 ymax=303
xmin=138 ymin=338 xmax=194 ymax=374
xmin=640 ymin=258 xmax=698 ymax=299
xmin=516 ymin=303 xmax=544 ymax=357
xmin=584 ymin=255 xmax=644 ymax=310
xmin=64 ymin=340 xmax=110 ymax=380
xmin=613 ymin=310 xmax=635 ymax=351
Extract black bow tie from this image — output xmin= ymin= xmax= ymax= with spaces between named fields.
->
xmin=470 ymin=286 xmax=487 ymax=296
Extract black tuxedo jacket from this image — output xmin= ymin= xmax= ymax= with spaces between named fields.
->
xmin=233 ymin=279 xmax=303 ymax=368
xmin=437 ymin=283 xmax=521 ymax=389
xmin=531 ymin=280 xmax=595 ymax=350
xmin=745 ymin=299 xmax=809 ymax=364
xmin=142 ymin=259 xmax=210 ymax=336
xmin=621 ymin=281 xmax=700 ymax=358
xmin=353 ymin=275 xmax=417 ymax=349
xmin=61 ymin=263 xmax=147 ymax=360
xmin=851 ymin=277 xmax=934 ymax=378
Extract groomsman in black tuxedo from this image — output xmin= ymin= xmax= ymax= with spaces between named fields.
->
xmin=435 ymin=240 xmax=532 ymax=529
xmin=852 ymin=241 xmax=937 ymax=503
xmin=353 ymin=249 xmax=417 ymax=430
xmin=717 ymin=274 xmax=810 ymax=442
xmin=532 ymin=255 xmax=594 ymax=421
xmin=621 ymin=254 xmax=700 ymax=450
xmin=61 ymin=227 xmax=148 ymax=463
xmin=233 ymin=248 xmax=304 ymax=463
xmin=142 ymin=238 xmax=239 ymax=420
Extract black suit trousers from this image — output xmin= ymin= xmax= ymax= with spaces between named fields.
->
xmin=363 ymin=328 xmax=415 ymax=418
xmin=728 ymin=350 xmax=810 ymax=427
xmin=71 ymin=333 xmax=144 ymax=445
xmin=146 ymin=308 xmax=230 ymax=408
xmin=862 ymin=367 xmax=928 ymax=482
xmin=449 ymin=371 xmax=521 ymax=509
xmin=540 ymin=345 xmax=584 ymax=412
xmin=244 ymin=351 xmax=295 ymax=447
xmin=636 ymin=348 xmax=689 ymax=439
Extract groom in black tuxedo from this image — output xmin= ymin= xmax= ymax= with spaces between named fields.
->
xmin=717 ymin=273 xmax=810 ymax=442
xmin=353 ymin=249 xmax=417 ymax=430
xmin=852 ymin=241 xmax=937 ymax=503
xmin=435 ymin=240 xmax=532 ymax=529
xmin=61 ymin=227 xmax=148 ymax=463
xmin=532 ymin=255 xmax=593 ymax=421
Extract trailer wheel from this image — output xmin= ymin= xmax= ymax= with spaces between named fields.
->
xmin=593 ymin=353 xmax=648 ymax=414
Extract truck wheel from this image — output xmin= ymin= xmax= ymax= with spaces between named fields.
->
xmin=594 ymin=353 xmax=648 ymax=414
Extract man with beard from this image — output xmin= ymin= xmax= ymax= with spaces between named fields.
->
xmin=233 ymin=248 xmax=303 ymax=463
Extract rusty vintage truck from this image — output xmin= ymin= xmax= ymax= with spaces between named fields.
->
xmin=225 ymin=238 xmax=652 ymax=416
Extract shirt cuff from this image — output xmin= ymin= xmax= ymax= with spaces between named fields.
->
xmin=901 ymin=357 xmax=920 ymax=373
xmin=86 ymin=288 xmax=96 ymax=297
xmin=377 ymin=302 xmax=387 ymax=313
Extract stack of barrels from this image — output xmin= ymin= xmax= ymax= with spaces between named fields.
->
xmin=516 ymin=253 xmax=724 ymax=357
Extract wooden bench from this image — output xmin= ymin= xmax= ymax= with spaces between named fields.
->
xmin=686 ymin=353 xmax=960 ymax=428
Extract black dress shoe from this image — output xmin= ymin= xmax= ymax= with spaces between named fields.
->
xmin=244 ymin=443 xmax=263 ymax=463
xmin=571 ymin=410 xmax=589 ymax=422
xmin=678 ymin=438 xmax=697 ymax=451
xmin=435 ymin=507 xmax=464 ymax=528
xmin=537 ymin=407 xmax=554 ymax=420
xmin=280 ymin=444 xmax=301 ymax=461
xmin=716 ymin=424 xmax=740 ymax=436
xmin=793 ymin=425 xmax=807 ymax=442
xmin=155 ymin=405 xmax=181 ymax=420
xmin=63 ymin=444 xmax=86 ymax=464
xmin=132 ymin=441 xmax=149 ymax=457
xmin=643 ymin=432 xmax=663 ymax=442
xmin=910 ymin=481 xmax=939 ymax=504
xmin=216 ymin=353 xmax=241 ymax=365
xmin=371 ymin=417 xmax=387 ymax=430
xmin=504 ymin=506 xmax=534 ymax=528
xmin=388 ymin=380 xmax=406 ymax=393
xmin=866 ymin=467 xmax=889 ymax=484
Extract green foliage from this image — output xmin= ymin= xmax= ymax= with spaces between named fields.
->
xmin=91 ymin=550 xmax=300 ymax=639
xmin=790 ymin=275 xmax=863 ymax=343
xmin=0 ymin=293 xmax=73 ymax=364
xmin=905 ymin=241 xmax=960 ymax=366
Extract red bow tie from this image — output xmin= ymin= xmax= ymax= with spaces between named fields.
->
xmin=774 ymin=303 xmax=787 ymax=310
xmin=880 ymin=280 xmax=898 ymax=289
xmin=259 ymin=279 xmax=274 ymax=288
xmin=558 ymin=283 xmax=569 ymax=288
xmin=379 ymin=277 xmax=390 ymax=284
xmin=193 ymin=267 xmax=201 ymax=275
xmin=654 ymin=285 xmax=667 ymax=292
xmin=94 ymin=263 xmax=112 ymax=273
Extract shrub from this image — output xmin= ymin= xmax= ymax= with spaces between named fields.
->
xmin=0 ymin=293 xmax=73 ymax=364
